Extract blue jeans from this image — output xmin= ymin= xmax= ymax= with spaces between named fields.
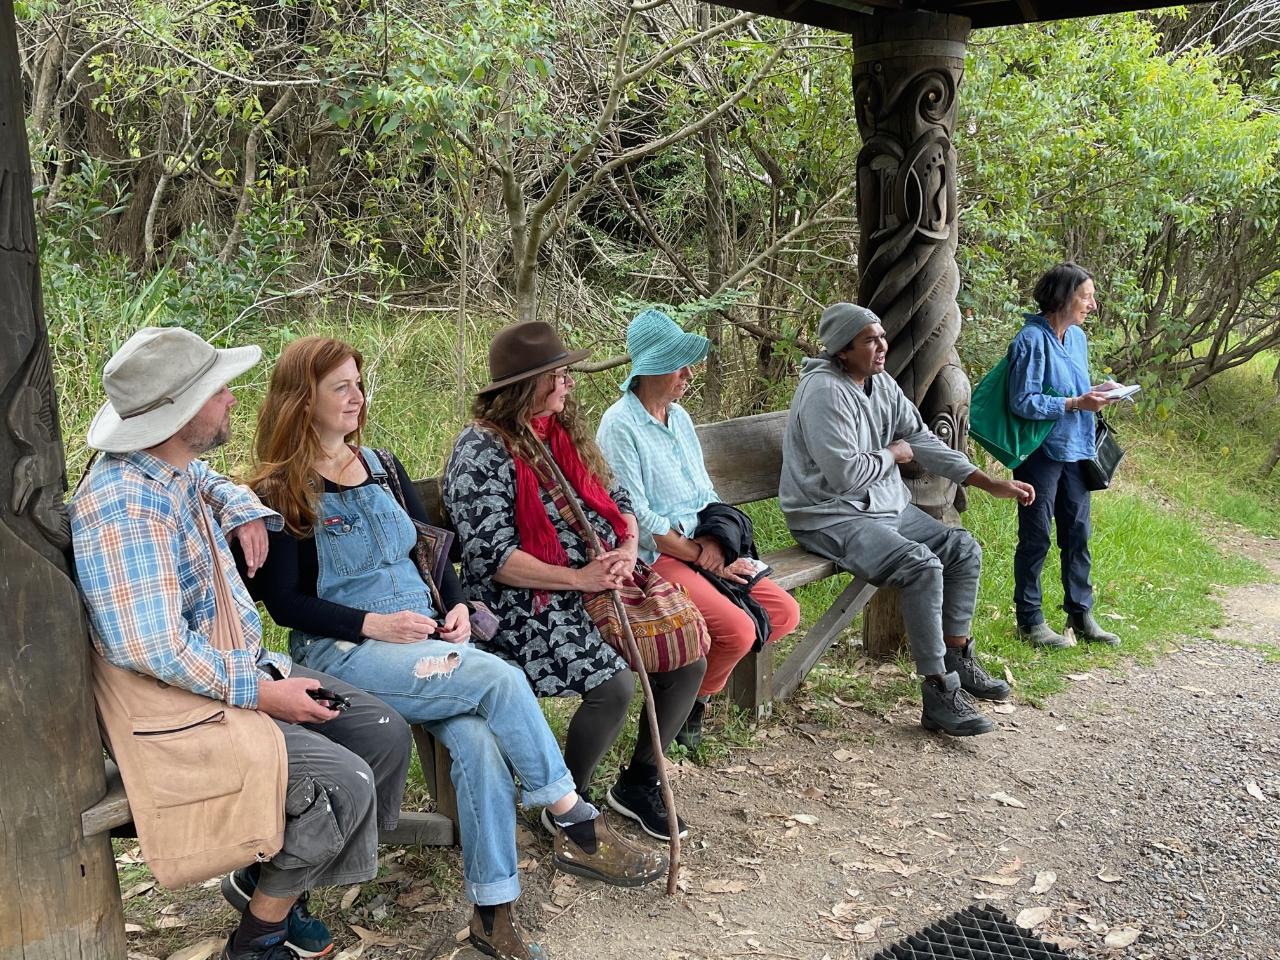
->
xmin=1013 ymin=448 xmax=1093 ymax=627
xmin=295 ymin=636 xmax=575 ymax=905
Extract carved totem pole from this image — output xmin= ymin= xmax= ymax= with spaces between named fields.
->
xmin=1 ymin=0 xmax=128 ymax=954
xmin=852 ymin=12 xmax=973 ymax=658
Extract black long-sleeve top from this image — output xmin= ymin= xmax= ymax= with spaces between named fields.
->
xmin=244 ymin=453 xmax=465 ymax=644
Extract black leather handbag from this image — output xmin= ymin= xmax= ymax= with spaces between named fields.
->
xmin=1081 ymin=414 xmax=1124 ymax=491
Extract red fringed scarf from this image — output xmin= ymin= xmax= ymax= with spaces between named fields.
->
xmin=514 ymin=415 xmax=629 ymax=566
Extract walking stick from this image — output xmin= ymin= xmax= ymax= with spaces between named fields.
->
xmin=537 ymin=450 xmax=683 ymax=895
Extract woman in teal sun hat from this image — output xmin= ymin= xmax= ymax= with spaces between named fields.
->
xmin=598 ymin=309 xmax=801 ymax=749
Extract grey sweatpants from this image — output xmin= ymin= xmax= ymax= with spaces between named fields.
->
xmin=795 ymin=504 xmax=982 ymax=677
xmin=256 ymin=665 xmax=412 ymax=899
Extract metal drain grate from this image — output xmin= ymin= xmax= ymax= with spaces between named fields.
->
xmin=870 ymin=905 xmax=1076 ymax=959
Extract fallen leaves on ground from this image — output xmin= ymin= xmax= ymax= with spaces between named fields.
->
xmin=1246 ymin=780 xmax=1267 ymax=802
xmin=1031 ymin=871 xmax=1057 ymax=894
xmin=990 ymin=791 xmax=1027 ymax=809
xmin=164 ymin=939 xmax=221 ymax=960
xmin=974 ymin=874 xmax=1020 ymax=887
xmin=1104 ymin=926 xmax=1142 ymax=948
xmin=121 ymin=880 xmax=157 ymax=901
xmin=1015 ymin=907 xmax=1053 ymax=929
xmin=702 ymin=878 xmax=749 ymax=895
xmin=1097 ymin=868 xmax=1123 ymax=883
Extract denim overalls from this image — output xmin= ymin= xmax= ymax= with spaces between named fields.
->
xmin=291 ymin=447 xmax=575 ymax=905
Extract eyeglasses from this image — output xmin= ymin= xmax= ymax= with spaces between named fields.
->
xmin=548 ymin=368 xmax=574 ymax=385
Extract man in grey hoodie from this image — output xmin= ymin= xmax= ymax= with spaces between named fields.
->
xmin=781 ymin=303 xmax=1036 ymax=736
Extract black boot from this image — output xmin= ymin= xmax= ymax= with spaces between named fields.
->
xmin=943 ymin=640 xmax=1011 ymax=701
xmin=607 ymin=762 xmax=688 ymax=840
xmin=920 ymin=673 xmax=994 ymax=737
xmin=674 ymin=696 xmax=709 ymax=750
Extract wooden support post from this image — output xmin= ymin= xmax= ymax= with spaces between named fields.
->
xmin=412 ymin=725 xmax=460 ymax=837
xmin=0 ymin=0 xmax=127 ymax=953
xmin=852 ymin=11 xmax=974 ymax=660
xmin=726 ymin=646 xmax=774 ymax=720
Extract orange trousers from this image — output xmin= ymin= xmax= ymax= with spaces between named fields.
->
xmin=652 ymin=554 xmax=802 ymax=697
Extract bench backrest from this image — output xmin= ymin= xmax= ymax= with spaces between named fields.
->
xmin=411 ymin=408 xmax=790 ymax=529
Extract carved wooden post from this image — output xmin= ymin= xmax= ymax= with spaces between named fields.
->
xmin=1 ymin=0 xmax=127 ymax=954
xmin=852 ymin=12 xmax=973 ymax=659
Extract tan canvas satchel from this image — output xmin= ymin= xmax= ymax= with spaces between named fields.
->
xmin=92 ymin=497 xmax=288 ymax=888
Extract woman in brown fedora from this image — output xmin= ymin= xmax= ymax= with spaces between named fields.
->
xmin=444 ymin=322 xmax=708 ymax=843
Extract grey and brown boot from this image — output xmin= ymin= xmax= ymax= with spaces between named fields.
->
xmin=944 ymin=640 xmax=1010 ymax=701
xmin=1018 ymin=621 xmax=1071 ymax=649
xmin=469 ymin=902 xmax=546 ymax=960
xmin=553 ymin=813 xmax=667 ymax=887
xmin=921 ymin=672 xmax=994 ymax=737
xmin=1068 ymin=611 xmax=1121 ymax=646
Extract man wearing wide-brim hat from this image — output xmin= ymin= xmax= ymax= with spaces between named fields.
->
xmin=779 ymin=303 xmax=1036 ymax=738
xmin=71 ymin=327 xmax=412 ymax=960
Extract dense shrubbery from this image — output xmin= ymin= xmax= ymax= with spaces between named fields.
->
xmin=16 ymin=1 xmax=1280 ymax=416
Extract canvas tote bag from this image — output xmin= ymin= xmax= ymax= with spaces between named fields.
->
xmin=92 ymin=496 xmax=288 ymax=888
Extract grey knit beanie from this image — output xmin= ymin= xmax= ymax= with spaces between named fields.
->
xmin=818 ymin=302 xmax=880 ymax=356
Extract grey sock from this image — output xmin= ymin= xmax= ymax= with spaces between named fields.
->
xmin=551 ymin=797 xmax=599 ymax=828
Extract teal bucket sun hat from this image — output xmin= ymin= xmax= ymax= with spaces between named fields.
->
xmin=620 ymin=308 xmax=710 ymax=392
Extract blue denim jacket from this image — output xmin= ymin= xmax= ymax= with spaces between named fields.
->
xmin=1007 ymin=313 xmax=1097 ymax=463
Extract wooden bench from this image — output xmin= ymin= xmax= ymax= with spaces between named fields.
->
xmin=82 ymin=409 xmax=874 ymax=853
xmin=413 ymin=409 xmax=876 ymax=724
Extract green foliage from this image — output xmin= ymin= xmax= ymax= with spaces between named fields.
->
xmin=957 ymin=16 xmax=1280 ymax=388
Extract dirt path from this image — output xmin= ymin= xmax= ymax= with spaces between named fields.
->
xmin=121 ymin=532 xmax=1280 ymax=960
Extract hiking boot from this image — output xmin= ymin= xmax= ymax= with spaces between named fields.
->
xmin=1017 ymin=621 xmax=1071 ymax=649
xmin=1068 ymin=611 xmax=1121 ymax=646
xmin=943 ymin=640 xmax=1011 ymax=702
xmin=674 ymin=696 xmax=710 ymax=751
xmin=220 ymin=930 xmax=299 ymax=960
xmin=468 ymin=902 xmax=547 ymax=960
xmin=607 ymin=767 xmax=688 ymax=841
xmin=553 ymin=813 xmax=667 ymax=886
xmin=920 ymin=672 xmax=994 ymax=737
xmin=221 ymin=867 xmax=333 ymax=958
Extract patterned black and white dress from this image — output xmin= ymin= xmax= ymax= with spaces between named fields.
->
xmin=443 ymin=424 xmax=630 ymax=697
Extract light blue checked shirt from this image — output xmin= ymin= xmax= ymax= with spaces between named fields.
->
xmin=597 ymin=390 xmax=719 ymax=564
xmin=70 ymin=451 xmax=288 ymax=708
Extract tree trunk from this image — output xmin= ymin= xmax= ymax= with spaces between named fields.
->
xmin=0 ymin=0 xmax=127 ymax=955
xmin=852 ymin=11 xmax=972 ymax=660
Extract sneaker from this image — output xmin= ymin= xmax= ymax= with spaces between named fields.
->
xmin=220 ymin=930 xmax=299 ymax=960
xmin=220 ymin=868 xmax=333 ymax=958
xmin=1068 ymin=611 xmax=1121 ymax=646
xmin=607 ymin=772 xmax=689 ymax=841
xmin=552 ymin=814 xmax=667 ymax=886
xmin=1017 ymin=621 xmax=1071 ymax=649
xmin=468 ymin=902 xmax=547 ymax=960
xmin=943 ymin=640 xmax=1010 ymax=701
xmin=674 ymin=696 xmax=710 ymax=751
xmin=920 ymin=673 xmax=994 ymax=737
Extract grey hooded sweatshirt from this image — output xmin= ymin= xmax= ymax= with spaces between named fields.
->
xmin=780 ymin=358 xmax=975 ymax=531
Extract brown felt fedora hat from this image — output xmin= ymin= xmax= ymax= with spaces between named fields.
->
xmin=479 ymin=321 xmax=590 ymax=394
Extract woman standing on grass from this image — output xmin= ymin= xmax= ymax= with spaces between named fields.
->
xmin=596 ymin=309 xmax=801 ymax=749
xmin=246 ymin=336 xmax=664 ymax=960
xmin=444 ymin=321 xmax=707 ymax=843
xmin=1007 ymin=262 xmax=1122 ymax=649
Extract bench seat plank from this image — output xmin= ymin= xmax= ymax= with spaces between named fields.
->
xmin=761 ymin=546 xmax=836 ymax=592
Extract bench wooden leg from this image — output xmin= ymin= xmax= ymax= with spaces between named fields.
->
xmin=726 ymin=645 xmax=775 ymax=720
xmin=412 ymin=724 xmax=460 ymax=843
xmin=772 ymin=578 xmax=876 ymax=704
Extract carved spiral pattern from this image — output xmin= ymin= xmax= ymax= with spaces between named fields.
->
xmin=853 ymin=38 xmax=968 ymax=516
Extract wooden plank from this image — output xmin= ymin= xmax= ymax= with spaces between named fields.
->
xmin=82 ymin=761 xmax=132 ymax=837
xmin=762 ymin=545 xmax=836 ymax=592
xmin=88 ymin=760 xmax=455 ymax=847
xmin=379 ymin=811 xmax=454 ymax=847
xmin=412 ymin=725 xmax=460 ymax=838
xmin=695 ymin=410 xmax=788 ymax=506
xmin=772 ymin=578 xmax=877 ymax=704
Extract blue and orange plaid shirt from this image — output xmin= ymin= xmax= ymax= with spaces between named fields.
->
xmin=70 ymin=451 xmax=289 ymax=709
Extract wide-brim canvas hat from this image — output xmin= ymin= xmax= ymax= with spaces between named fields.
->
xmin=479 ymin=321 xmax=590 ymax=394
xmin=619 ymin=308 xmax=709 ymax=393
xmin=87 ymin=326 xmax=260 ymax=452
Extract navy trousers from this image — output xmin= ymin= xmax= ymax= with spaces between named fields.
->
xmin=1012 ymin=448 xmax=1093 ymax=627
